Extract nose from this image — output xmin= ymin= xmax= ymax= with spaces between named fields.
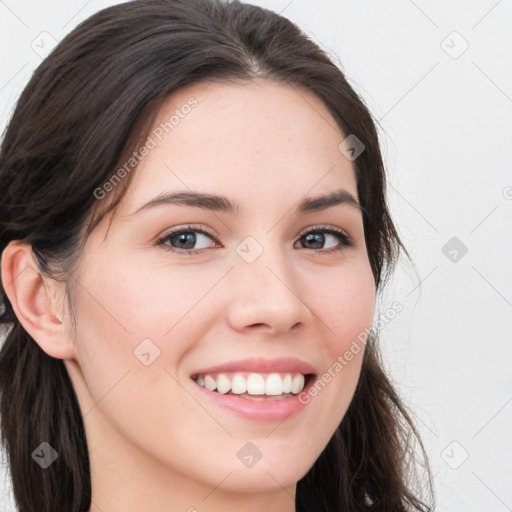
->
xmin=225 ymin=242 xmax=312 ymax=336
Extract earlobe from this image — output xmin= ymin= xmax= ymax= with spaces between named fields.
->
xmin=0 ymin=240 xmax=76 ymax=360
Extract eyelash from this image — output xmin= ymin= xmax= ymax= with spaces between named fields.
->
xmin=155 ymin=223 xmax=354 ymax=256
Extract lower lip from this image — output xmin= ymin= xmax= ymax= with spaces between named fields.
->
xmin=191 ymin=379 xmax=313 ymax=422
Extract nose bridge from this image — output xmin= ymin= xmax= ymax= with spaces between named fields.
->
xmin=236 ymin=233 xmax=292 ymax=293
xmin=226 ymin=234 xmax=310 ymax=333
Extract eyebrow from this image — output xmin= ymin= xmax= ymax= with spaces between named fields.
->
xmin=131 ymin=189 xmax=363 ymax=216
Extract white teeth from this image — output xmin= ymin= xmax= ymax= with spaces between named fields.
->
xmin=204 ymin=375 xmax=217 ymax=391
xmin=193 ymin=372 xmax=307 ymax=396
xmin=247 ymin=373 xmax=265 ymax=395
xmin=265 ymin=373 xmax=283 ymax=395
xmin=216 ymin=374 xmax=231 ymax=394
xmin=291 ymin=374 xmax=305 ymax=394
xmin=231 ymin=374 xmax=247 ymax=394
xmin=282 ymin=374 xmax=292 ymax=393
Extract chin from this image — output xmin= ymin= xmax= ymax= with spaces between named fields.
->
xmin=204 ymin=451 xmax=315 ymax=494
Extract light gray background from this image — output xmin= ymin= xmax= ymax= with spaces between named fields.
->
xmin=0 ymin=1 xmax=511 ymax=510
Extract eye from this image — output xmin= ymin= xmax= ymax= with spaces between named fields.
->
xmin=155 ymin=224 xmax=219 ymax=255
xmin=155 ymin=224 xmax=354 ymax=255
xmin=295 ymin=224 xmax=354 ymax=253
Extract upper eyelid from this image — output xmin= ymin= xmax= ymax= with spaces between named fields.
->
xmin=156 ymin=224 xmax=218 ymax=242
xmin=297 ymin=224 xmax=350 ymax=237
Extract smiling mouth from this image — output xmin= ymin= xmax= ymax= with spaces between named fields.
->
xmin=191 ymin=372 xmax=315 ymax=400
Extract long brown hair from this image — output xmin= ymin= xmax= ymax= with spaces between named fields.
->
xmin=0 ymin=0 xmax=435 ymax=510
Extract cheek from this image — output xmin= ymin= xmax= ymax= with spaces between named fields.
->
xmin=74 ymin=254 xmax=207 ymax=341
xmin=303 ymin=261 xmax=376 ymax=354
xmin=71 ymin=254 xmax=226 ymax=394
xmin=284 ymin=262 xmax=375 ymax=458
xmin=106 ymin=257 xmax=224 ymax=336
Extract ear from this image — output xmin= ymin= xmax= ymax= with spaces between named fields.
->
xmin=0 ymin=240 xmax=76 ymax=360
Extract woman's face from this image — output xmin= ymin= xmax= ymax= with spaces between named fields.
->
xmin=64 ymin=78 xmax=376 ymax=503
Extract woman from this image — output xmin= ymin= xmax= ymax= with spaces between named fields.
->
xmin=0 ymin=0 xmax=434 ymax=510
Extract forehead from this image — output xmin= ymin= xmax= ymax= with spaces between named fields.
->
xmin=117 ymin=78 xmax=358 ymax=216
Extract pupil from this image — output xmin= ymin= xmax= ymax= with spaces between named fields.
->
xmin=177 ymin=233 xmax=195 ymax=249
xmin=305 ymin=233 xmax=324 ymax=249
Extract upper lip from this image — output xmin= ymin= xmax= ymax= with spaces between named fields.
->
xmin=191 ymin=357 xmax=317 ymax=376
